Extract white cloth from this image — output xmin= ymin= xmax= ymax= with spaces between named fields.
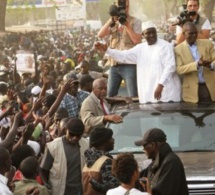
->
xmin=27 ymin=140 xmax=41 ymax=156
xmin=0 ymin=174 xmax=12 ymax=195
xmin=0 ymin=138 xmax=40 ymax=156
xmin=0 ymin=95 xmax=7 ymax=106
xmin=107 ymin=186 xmax=150 ymax=195
xmin=77 ymin=71 xmax=103 ymax=80
xmin=0 ymin=109 xmax=11 ymax=128
xmin=106 ymin=38 xmax=181 ymax=103
xmin=31 ymin=86 xmax=41 ymax=95
xmin=176 ymin=19 xmax=212 ymax=35
xmin=142 ymin=21 xmax=156 ymax=32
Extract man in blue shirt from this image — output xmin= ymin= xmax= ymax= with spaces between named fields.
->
xmin=60 ymin=73 xmax=89 ymax=117
xmin=175 ymin=21 xmax=215 ymax=103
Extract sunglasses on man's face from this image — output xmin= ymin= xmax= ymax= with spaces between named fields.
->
xmin=143 ymin=142 xmax=152 ymax=149
xmin=68 ymin=132 xmax=82 ymax=137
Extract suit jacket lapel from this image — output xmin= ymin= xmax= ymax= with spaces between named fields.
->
xmin=196 ymin=40 xmax=205 ymax=60
xmin=91 ymin=92 xmax=104 ymax=112
xmin=182 ymin=41 xmax=194 ymax=62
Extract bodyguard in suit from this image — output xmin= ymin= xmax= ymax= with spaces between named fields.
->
xmin=80 ymin=78 xmax=122 ymax=134
xmin=175 ymin=22 xmax=215 ymax=103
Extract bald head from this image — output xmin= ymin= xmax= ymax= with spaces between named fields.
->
xmin=92 ymin=78 xmax=107 ymax=99
xmin=93 ymin=78 xmax=107 ymax=89
xmin=183 ymin=22 xmax=198 ymax=45
xmin=183 ymin=21 xmax=197 ymax=32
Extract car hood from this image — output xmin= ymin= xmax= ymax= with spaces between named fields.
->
xmin=133 ymin=152 xmax=215 ymax=180
xmin=177 ymin=152 xmax=215 ymax=179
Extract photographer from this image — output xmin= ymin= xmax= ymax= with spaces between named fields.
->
xmin=98 ymin=0 xmax=142 ymax=97
xmin=176 ymin=0 xmax=211 ymax=45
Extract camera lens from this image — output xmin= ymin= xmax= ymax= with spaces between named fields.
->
xmin=118 ymin=16 xmax=127 ymax=25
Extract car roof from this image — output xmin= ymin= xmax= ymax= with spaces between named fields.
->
xmin=110 ymin=101 xmax=215 ymax=114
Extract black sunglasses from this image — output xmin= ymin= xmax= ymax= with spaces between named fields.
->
xmin=68 ymin=132 xmax=82 ymax=137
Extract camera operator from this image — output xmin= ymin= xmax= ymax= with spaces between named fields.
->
xmin=176 ymin=0 xmax=211 ymax=45
xmin=98 ymin=0 xmax=142 ymax=97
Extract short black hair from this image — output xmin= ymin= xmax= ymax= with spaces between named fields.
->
xmin=79 ymin=75 xmax=94 ymax=88
xmin=20 ymin=156 xmax=38 ymax=179
xmin=90 ymin=127 xmax=113 ymax=147
xmin=11 ymin=145 xmax=35 ymax=169
xmin=43 ymin=94 xmax=57 ymax=109
xmin=112 ymin=153 xmax=138 ymax=184
xmin=0 ymin=82 xmax=8 ymax=94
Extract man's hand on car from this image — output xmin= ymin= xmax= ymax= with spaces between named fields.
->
xmin=104 ymin=115 xmax=123 ymax=123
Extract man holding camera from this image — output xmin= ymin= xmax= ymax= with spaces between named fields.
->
xmin=98 ymin=0 xmax=142 ymax=97
xmin=176 ymin=0 xmax=211 ymax=45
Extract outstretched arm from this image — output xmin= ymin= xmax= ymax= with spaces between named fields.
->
xmin=0 ymin=111 xmax=23 ymax=150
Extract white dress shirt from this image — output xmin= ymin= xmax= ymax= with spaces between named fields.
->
xmin=0 ymin=174 xmax=12 ymax=195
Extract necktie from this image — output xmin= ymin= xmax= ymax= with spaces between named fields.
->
xmin=100 ymin=99 xmax=107 ymax=115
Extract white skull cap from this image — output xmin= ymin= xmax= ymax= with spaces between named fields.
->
xmin=142 ymin=21 xmax=156 ymax=32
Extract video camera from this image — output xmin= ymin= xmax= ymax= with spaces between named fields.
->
xmin=174 ymin=3 xmax=196 ymax=26
xmin=109 ymin=0 xmax=127 ymax=27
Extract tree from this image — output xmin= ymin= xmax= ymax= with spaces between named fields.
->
xmin=0 ymin=0 xmax=7 ymax=31
xmin=201 ymin=0 xmax=215 ymax=22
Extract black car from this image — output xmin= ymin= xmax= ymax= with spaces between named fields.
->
xmin=107 ymin=100 xmax=215 ymax=195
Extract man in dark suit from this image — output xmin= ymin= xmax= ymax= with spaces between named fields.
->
xmin=175 ymin=21 xmax=215 ymax=103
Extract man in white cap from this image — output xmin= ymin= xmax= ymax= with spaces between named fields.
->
xmin=95 ymin=21 xmax=181 ymax=103
xmin=31 ymin=85 xmax=42 ymax=102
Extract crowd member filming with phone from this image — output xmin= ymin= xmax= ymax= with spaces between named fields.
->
xmin=98 ymin=0 xmax=142 ymax=97
xmin=107 ymin=153 xmax=151 ymax=195
xmin=176 ymin=0 xmax=211 ymax=45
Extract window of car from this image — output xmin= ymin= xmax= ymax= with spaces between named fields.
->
xmin=108 ymin=106 xmax=215 ymax=154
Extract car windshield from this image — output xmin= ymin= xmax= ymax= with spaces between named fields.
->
xmin=109 ymin=107 xmax=215 ymax=154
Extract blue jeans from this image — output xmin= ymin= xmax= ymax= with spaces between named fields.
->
xmin=108 ymin=64 xmax=138 ymax=97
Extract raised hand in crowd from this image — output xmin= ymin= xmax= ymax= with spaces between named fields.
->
xmin=0 ymin=111 xmax=23 ymax=150
xmin=40 ymin=75 xmax=52 ymax=98
xmin=44 ymin=79 xmax=75 ymax=118
xmin=94 ymin=42 xmax=108 ymax=53
xmin=32 ymin=97 xmax=45 ymax=112
xmin=61 ymin=78 xmax=77 ymax=94
xmin=12 ymin=121 xmax=35 ymax=152
xmin=25 ymin=96 xmax=45 ymax=124
xmin=22 ymin=123 xmax=35 ymax=144
xmin=0 ymin=101 xmax=16 ymax=121
xmin=7 ymin=89 xmax=17 ymax=101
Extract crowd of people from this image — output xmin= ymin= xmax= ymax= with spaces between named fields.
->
xmin=0 ymin=0 xmax=214 ymax=194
